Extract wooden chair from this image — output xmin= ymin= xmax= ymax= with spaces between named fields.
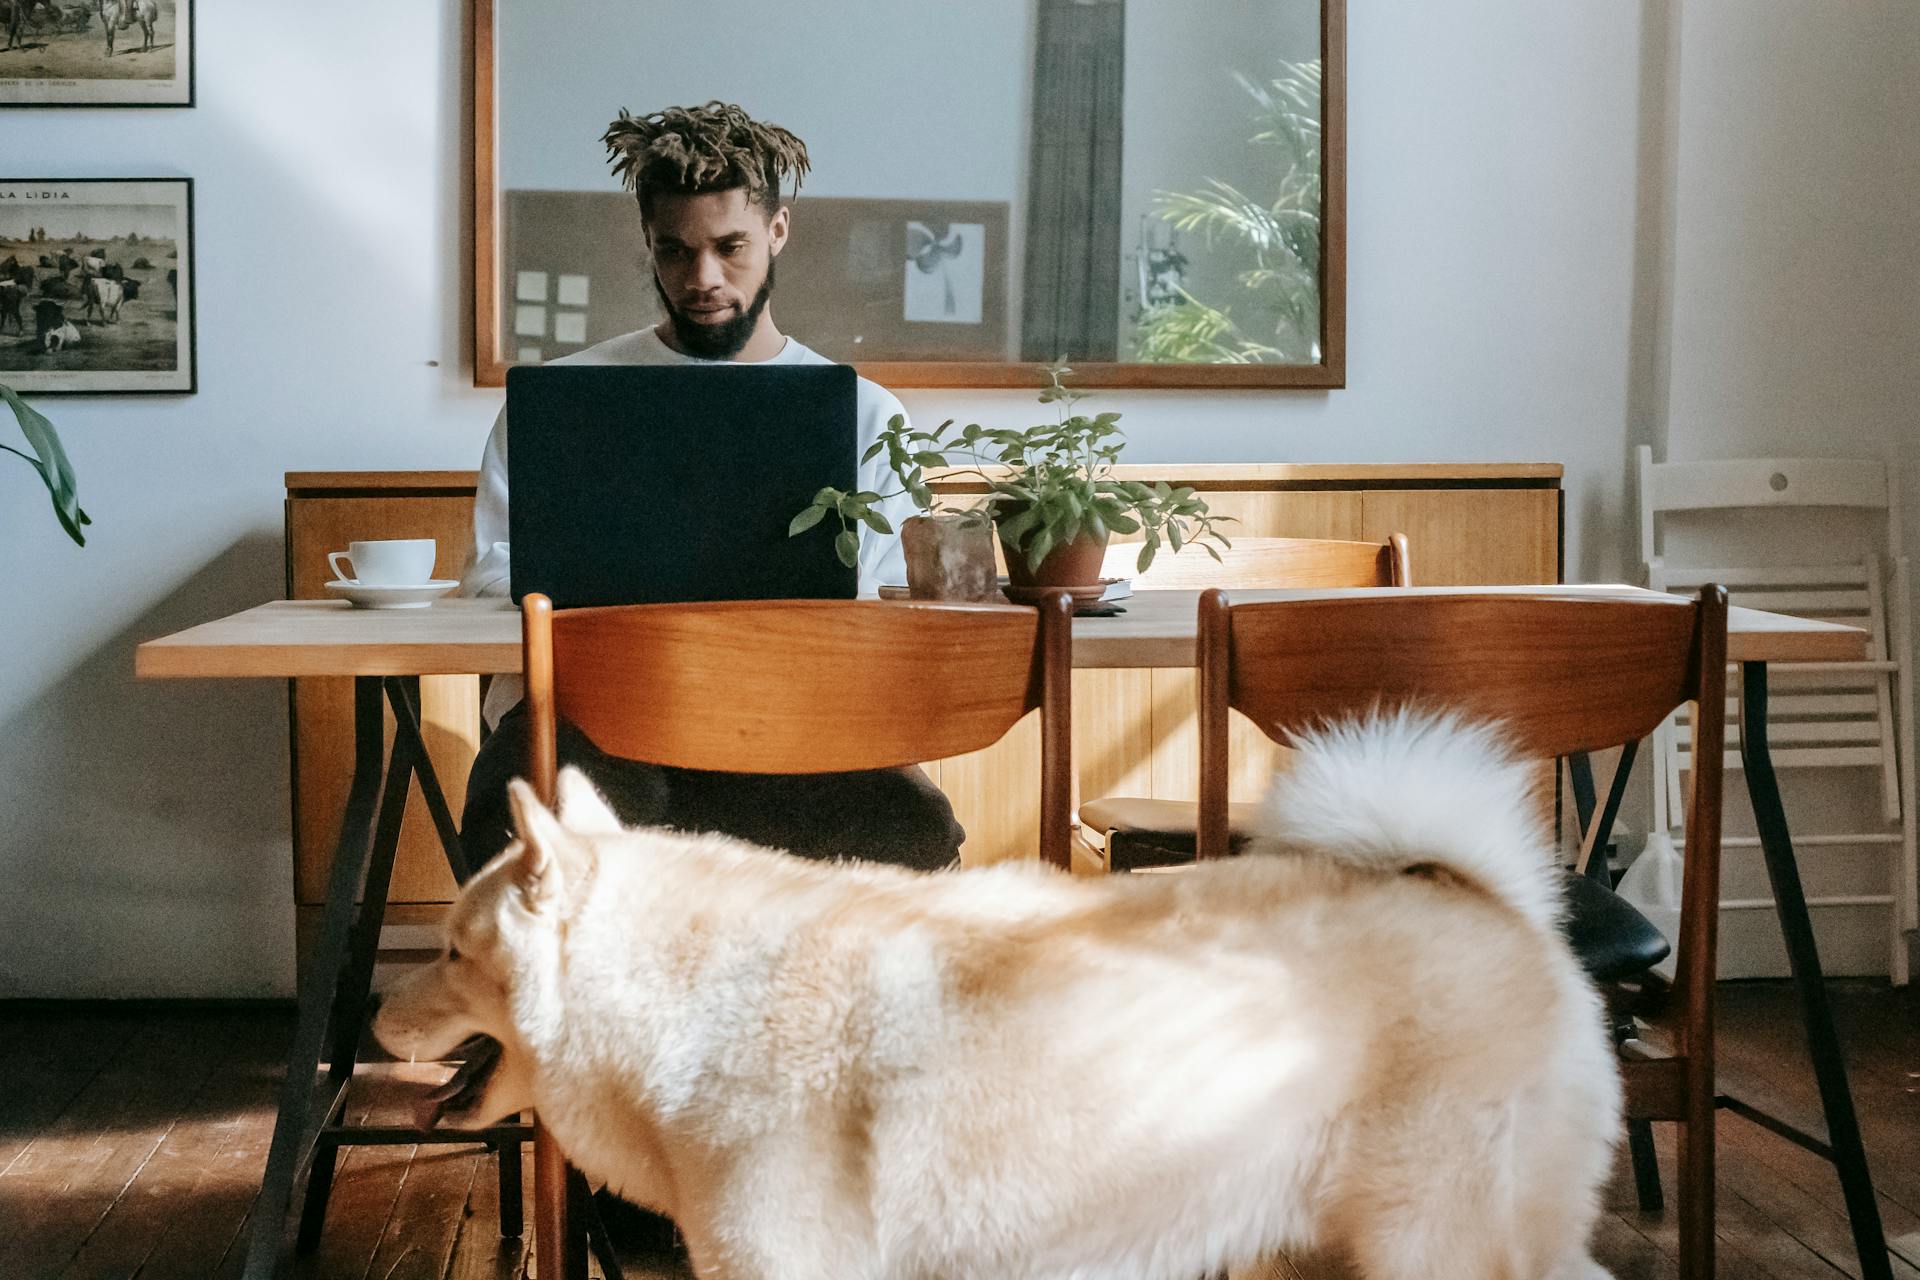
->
xmin=519 ymin=592 xmax=1076 ymax=1280
xmin=1077 ymin=534 xmax=1411 ymax=871
xmin=1194 ymin=586 xmax=1729 ymax=1280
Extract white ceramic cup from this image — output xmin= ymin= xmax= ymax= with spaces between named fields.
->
xmin=329 ymin=538 xmax=437 ymax=586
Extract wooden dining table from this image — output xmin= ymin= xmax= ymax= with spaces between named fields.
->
xmin=135 ymin=584 xmax=1892 ymax=1280
xmin=135 ymin=584 xmax=1869 ymax=678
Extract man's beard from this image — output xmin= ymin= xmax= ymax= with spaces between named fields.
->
xmin=654 ymin=259 xmax=776 ymax=360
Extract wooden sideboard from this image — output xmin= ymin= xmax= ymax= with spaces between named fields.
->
xmin=284 ymin=464 xmax=1561 ymax=970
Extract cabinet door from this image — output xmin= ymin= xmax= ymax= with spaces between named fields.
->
xmin=287 ymin=496 xmax=480 ymax=910
xmin=1359 ymin=489 xmax=1559 ymax=585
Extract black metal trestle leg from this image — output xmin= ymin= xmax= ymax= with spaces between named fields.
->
xmin=391 ymin=678 xmax=536 ymax=1243
xmin=294 ymin=679 xmax=418 ymax=1253
xmin=1569 ymin=742 xmax=1638 ymax=883
xmin=1568 ymin=751 xmax=1599 ymax=839
xmin=1625 ymin=1117 xmax=1664 ymax=1212
xmin=243 ymin=677 xmax=387 ymax=1279
xmin=577 ymin=1170 xmax=619 ymax=1280
xmin=1737 ymin=661 xmax=1891 ymax=1280
xmin=496 ymin=1135 xmax=524 ymax=1238
xmin=389 ymin=676 xmax=473 ymax=884
xmin=244 ymin=677 xmax=534 ymax=1277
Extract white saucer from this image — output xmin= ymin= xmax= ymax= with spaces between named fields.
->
xmin=324 ymin=578 xmax=459 ymax=610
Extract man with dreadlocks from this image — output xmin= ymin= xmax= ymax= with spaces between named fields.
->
xmin=458 ymin=102 xmax=961 ymax=878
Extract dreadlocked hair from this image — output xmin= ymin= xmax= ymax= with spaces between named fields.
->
xmin=602 ymin=101 xmax=811 ymax=223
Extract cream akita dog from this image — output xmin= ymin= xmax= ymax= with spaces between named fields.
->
xmin=375 ymin=712 xmax=1620 ymax=1280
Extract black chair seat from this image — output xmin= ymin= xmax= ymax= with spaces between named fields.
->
xmin=1096 ymin=809 xmax=1671 ymax=983
xmin=1106 ymin=825 xmax=1250 ymax=871
xmin=1081 ymin=798 xmax=1258 ymax=871
xmin=1562 ymin=868 xmax=1672 ymax=983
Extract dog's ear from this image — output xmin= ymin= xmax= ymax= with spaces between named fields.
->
xmin=556 ymin=766 xmax=622 ymax=836
xmin=506 ymin=778 xmax=581 ymax=909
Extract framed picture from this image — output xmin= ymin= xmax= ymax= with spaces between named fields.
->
xmin=0 ymin=178 xmax=195 ymax=394
xmin=1 ymin=0 xmax=194 ymax=107
xmin=903 ymin=221 xmax=986 ymax=326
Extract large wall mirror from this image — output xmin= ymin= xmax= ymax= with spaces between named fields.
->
xmin=473 ymin=0 xmax=1344 ymax=389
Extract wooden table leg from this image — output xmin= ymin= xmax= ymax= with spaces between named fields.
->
xmin=535 ymin=1123 xmax=588 ymax=1279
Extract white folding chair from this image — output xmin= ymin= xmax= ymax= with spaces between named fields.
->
xmin=1638 ymin=447 xmax=1917 ymax=983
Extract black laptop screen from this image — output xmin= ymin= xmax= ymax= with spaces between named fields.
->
xmin=506 ymin=364 xmax=860 ymax=609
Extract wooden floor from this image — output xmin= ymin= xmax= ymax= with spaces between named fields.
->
xmin=1 ymin=982 xmax=1915 ymax=1279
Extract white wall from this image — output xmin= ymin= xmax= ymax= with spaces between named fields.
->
xmin=2 ymin=0 xmax=1912 ymax=996
xmin=0 ymin=0 xmax=496 ymax=998
xmin=1659 ymin=0 xmax=1920 ymax=975
xmin=1665 ymin=1 xmax=1920 ymax=466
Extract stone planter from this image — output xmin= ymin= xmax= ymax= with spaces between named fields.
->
xmin=900 ymin=511 xmax=1001 ymax=602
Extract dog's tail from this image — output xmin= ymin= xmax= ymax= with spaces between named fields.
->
xmin=1259 ymin=709 xmax=1561 ymax=934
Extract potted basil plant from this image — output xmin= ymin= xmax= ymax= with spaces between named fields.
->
xmin=790 ymin=364 xmax=1230 ymax=600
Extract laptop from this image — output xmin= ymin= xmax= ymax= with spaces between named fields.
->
xmin=506 ymin=364 xmax=859 ymax=609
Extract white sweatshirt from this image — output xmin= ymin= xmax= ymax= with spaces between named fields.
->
xmin=462 ymin=326 xmax=913 ymax=726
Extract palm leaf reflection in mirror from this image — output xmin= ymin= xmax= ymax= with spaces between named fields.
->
xmin=1129 ymin=59 xmax=1322 ymax=366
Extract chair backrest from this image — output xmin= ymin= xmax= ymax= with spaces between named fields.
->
xmin=1196 ymin=588 xmax=1728 ymax=997
xmin=522 ymin=594 xmax=1076 ymax=867
xmin=1103 ymin=533 xmax=1411 ymax=590
xmin=1648 ymin=561 xmax=1899 ymax=833
xmin=1637 ymin=445 xmax=1905 ymax=837
xmin=1637 ymin=445 xmax=1901 ymax=566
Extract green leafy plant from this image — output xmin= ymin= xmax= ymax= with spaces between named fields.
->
xmin=791 ymin=364 xmax=1230 ymax=575
xmin=2 ymin=381 xmax=88 ymax=547
xmin=1131 ymin=60 xmax=1322 ymax=365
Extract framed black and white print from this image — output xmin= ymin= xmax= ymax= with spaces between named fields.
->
xmin=0 ymin=179 xmax=195 ymax=394
xmin=0 ymin=0 xmax=194 ymax=107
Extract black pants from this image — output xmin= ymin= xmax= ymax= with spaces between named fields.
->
xmin=460 ymin=703 xmax=967 ymax=873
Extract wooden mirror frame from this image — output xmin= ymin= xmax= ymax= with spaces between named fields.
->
xmin=470 ymin=0 xmax=1344 ymax=390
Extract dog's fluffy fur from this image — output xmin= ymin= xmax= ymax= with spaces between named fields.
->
xmin=374 ymin=711 xmax=1620 ymax=1279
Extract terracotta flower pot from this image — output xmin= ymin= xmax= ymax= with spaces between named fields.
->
xmin=900 ymin=512 xmax=1000 ymax=602
xmin=1002 ymin=526 xmax=1111 ymax=591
